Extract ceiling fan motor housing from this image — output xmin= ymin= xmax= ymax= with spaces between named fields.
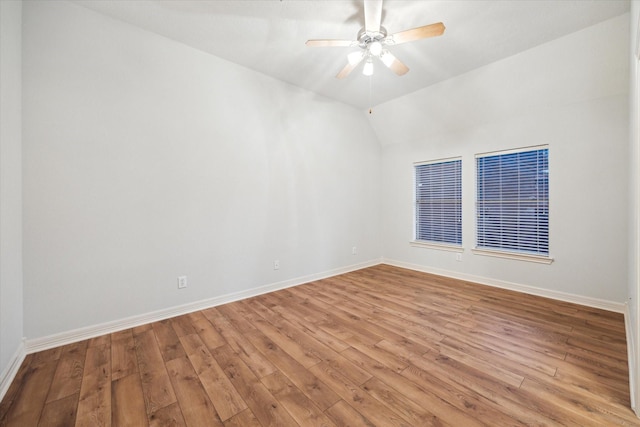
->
xmin=357 ymin=27 xmax=388 ymax=51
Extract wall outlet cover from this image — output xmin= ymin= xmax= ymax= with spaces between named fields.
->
xmin=178 ymin=276 xmax=188 ymax=288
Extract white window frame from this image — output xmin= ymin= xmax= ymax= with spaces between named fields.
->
xmin=411 ymin=157 xmax=463 ymax=252
xmin=473 ymin=146 xmax=552 ymax=264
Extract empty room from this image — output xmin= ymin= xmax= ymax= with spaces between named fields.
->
xmin=1 ymin=0 xmax=640 ymax=425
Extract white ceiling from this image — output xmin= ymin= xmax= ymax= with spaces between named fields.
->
xmin=71 ymin=0 xmax=630 ymax=110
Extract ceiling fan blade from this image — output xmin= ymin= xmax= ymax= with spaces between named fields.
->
xmin=336 ymin=55 xmax=363 ymax=79
xmin=389 ymin=22 xmax=445 ymax=45
xmin=306 ymin=39 xmax=355 ymax=47
xmin=380 ymin=51 xmax=409 ymax=76
xmin=364 ymin=0 xmax=383 ymax=33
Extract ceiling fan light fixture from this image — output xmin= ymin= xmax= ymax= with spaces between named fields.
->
xmin=369 ymin=40 xmax=383 ymax=56
xmin=306 ymin=0 xmax=446 ymax=79
xmin=380 ymin=50 xmax=394 ymax=67
xmin=362 ymin=58 xmax=374 ymax=76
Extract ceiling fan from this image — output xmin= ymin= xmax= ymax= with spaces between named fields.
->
xmin=306 ymin=0 xmax=445 ymax=79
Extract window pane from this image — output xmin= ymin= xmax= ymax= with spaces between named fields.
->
xmin=415 ymin=159 xmax=462 ymax=245
xmin=476 ymin=148 xmax=549 ymax=255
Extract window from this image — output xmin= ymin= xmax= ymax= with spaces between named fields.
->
xmin=476 ymin=147 xmax=549 ymax=259
xmin=414 ymin=159 xmax=462 ymax=246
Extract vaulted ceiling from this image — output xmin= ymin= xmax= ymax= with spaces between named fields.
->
xmin=72 ymin=0 xmax=630 ymax=110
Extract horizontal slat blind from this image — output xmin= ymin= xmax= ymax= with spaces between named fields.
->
xmin=415 ymin=159 xmax=462 ymax=245
xmin=476 ymin=148 xmax=549 ymax=255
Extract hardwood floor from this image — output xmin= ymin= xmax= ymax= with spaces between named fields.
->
xmin=1 ymin=264 xmax=638 ymax=426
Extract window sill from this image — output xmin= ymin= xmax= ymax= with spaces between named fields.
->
xmin=471 ymin=248 xmax=554 ymax=264
xmin=410 ymin=241 xmax=464 ymax=253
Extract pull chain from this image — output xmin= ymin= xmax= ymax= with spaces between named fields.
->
xmin=368 ymin=73 xmax=373 ymax=114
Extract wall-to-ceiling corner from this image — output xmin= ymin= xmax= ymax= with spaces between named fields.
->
xmin=0 ymin=0 xmax=25 ymax=400
xmin=373 ymin=14 xmax=630 ymax=309
xmin=628 ymin=0 xmax=640 ymax=415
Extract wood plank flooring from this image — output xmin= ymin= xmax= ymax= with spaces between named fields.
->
xmin=1 ymin=264 xmax=638 ymax=426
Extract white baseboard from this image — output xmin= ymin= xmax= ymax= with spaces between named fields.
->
xmin=382 ymin=258 xmax=626 ymax=313
xmin=25 ymin=257 xmax=627 ymax=354
xmin=24 ymin=258 xmax=383 ymax=354
xmin=0 ymin=340 xmax=26 ymax=403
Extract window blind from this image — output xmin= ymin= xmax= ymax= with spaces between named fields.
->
xmin=415 ymin=159 xmax=462 ymax=245
xmin=476 ymin=148 xmax=549 ymax=256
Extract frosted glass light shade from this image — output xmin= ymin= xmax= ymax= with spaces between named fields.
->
xmin=363 ymin=59 xmax=374 ymax=76
xmin=369 ymin=41 xmax=382 ymax=56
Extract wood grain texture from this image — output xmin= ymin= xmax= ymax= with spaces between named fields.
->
xmin=0 ymin=358 xmax=58 ymax=426
xmin=135 ymin=330 xmax=177 ymax=417
xmin=165 ymin=356 xmax=222 ymax=427
xmin=110 ymin=331 xmax=137 ymax=382
xmin=179 ymin=333 xmax=247 ymax=421
xmin=1 ymin=265 xmax=638 ymax=426
xmin=75 ymin=344 xmax=111 ymax=427
xmin=38 ymin=393 xmax=78 ymax=427
xmin=111 ymin=373 xmax=147 ymax=427
xmin=46 ymin=341 xmax=88 ymax=403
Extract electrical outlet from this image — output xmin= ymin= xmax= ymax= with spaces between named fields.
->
xmin=352 ymin=246 xmax=358 ymax=255
xmin=455 ymin=253 xmax=462 ymax=262
xmin=274 ymin=260 xmax=280 ymax=270
xmin=178 ymin=276 xmax=188 ymax=289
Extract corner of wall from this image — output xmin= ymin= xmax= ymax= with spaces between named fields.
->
xmin=629 ymin=0 xmax=640 ymax=416
xmin=0 ymin=0 xmax=24 ymax=403
xmin=0 ymin=339 xmax=25 ymax=402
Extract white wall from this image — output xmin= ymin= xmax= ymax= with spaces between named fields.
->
xmin=373 ymin=14 xmax=630 ymax=304
xmin=0 ymin=0 xmax=24 ymax=387
xmin=22 ymin=1 xmax=381 ymax=340
xmin=628 ymin=0 xmax=640 ymax=414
